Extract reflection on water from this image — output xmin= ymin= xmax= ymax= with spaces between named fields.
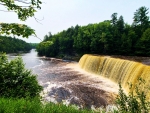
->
xmin=7 ymin=49 xmax=44 ymax=69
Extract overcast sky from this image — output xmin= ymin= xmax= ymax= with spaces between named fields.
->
xmin=1 ymin=0 xmax=150 ymax=43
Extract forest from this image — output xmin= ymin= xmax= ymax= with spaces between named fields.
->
xmin=0 ymin=36 xmax=32 ymax=53
xmin=36 ymin=6 xmax=150 ymax=57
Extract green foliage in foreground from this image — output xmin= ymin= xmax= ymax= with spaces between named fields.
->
xmin=116 ymin=78 xmax=150 ymax=113
xmin=0 ymin=53 xmax=42 ymax=98
xmin=0 ymin=0 xmax=42 ymax=38
xmin=0 ymin=98 xmax=95 ymax=113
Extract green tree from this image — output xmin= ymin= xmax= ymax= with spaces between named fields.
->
xmin=120 ymin=33 xmax=132 ymax=54
xmin=132 ymin=6 xmax=150 ymax=55
xmin=111 ymin=13 xmax=118 ymax=26
xmin=117 ymin=16 xmax=125 ymax=34
xmin=0 ymin=0 xmax=42 ymax=38
xmin=36 ymin=41 xmax=55 ymax=57
xmin=133 ymin=6 xmax=149 ymax=29
xmin=132 ymin=6 xmax=150 ymax=38
xmin=128 ymin=29 xmax=137 ymax=54
xmin=0 ymin=0 xmax=42 ymax=100
xmin=136 ymin=28 xmax=150 ymax=55
xmin=36 ymin=6 xmax=150 ymax=57
xmin=0 ymin=54 xmax=42 ymax=98
xmin=43 ymin=32 xmax=53 ymax=42
xmin=0 ymin=35 xmax=32 ymax=53
xmin=111 ymin=13 xmax=121 ymax=54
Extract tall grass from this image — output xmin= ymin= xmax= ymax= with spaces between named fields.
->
xmin=0 ymin=98 xmax=97 ymax=113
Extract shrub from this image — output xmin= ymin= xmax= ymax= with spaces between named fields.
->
xmin=0 ymin=53 xmax=42 ymax=98
xmin=116 ymin=78 xmax=150 ymax=113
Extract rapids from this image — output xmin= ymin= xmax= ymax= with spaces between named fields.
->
xmin=7 ymin=50 xmax=150 ymax=109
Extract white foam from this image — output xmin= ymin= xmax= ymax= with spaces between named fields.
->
xmin=31 ymin=59 xmax=44 ymax=69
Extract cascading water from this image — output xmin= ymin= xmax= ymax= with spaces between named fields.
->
xmin=79 ymin=54 xmax=150 ymax=100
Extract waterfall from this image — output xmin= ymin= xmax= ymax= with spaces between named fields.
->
xmin=79 ymin=54 xmax=150 ymax=100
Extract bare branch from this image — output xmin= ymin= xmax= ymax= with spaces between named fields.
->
xmin=32 ymin=34 xmax=42 ymax=41
xmin=33 ymin=16 xmax=44 ymax=25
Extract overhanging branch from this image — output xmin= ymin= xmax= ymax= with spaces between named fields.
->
xmin=33 ymin=16 xmax=44 ymax=25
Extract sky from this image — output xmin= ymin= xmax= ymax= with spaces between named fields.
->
xmin=1 ymin=0 xmax=150 ymax=43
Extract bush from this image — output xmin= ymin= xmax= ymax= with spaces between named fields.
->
xmin=116 ymin=78 xmax=150 ymax=113
xmin=0 ymin=53 xmax=42 ymax=98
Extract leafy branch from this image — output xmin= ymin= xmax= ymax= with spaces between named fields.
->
xmin=0 ymin=23 xmax=35 ymax=38
xmin=0 ymin=0 xmax=42 ymax=38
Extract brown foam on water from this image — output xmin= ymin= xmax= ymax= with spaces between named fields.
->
xmin=65 ymin=62 xmax=119 ymax=94
xmin=36 ymin=55 xmax=150 ymax=109
xmin=37 ymin=60 xmax=118 ymax=109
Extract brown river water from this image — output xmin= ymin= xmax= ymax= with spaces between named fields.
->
xmin=7 ymin=49 xmax=150 ymax=110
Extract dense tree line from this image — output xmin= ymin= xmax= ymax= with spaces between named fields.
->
xmin=0 ymin=36 xmax=32 ymax=53
xmin=37 ymin=6 xmax=150 ymax=57
xmin=29 ymin=43 xmax=39 ymax=49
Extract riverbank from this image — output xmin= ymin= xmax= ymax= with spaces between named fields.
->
xmin=46 ymin=53 xmax=150 ymax=65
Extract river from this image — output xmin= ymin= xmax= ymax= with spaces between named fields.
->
xmin=7 ymin=49 xmax=43 ymax=69
xmin=7 ymin=49 xmax=150 ymax=110
xmin=7 ymin=49 xmax=118 ymax=110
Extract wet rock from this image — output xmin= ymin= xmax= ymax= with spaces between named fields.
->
xmin=69 ymin=97 xmax=84 ymax=108
xmin=48 ymin=87 xmax=71 ymax=102
xmin=68 ymin=84 xmax=108 ymax=109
